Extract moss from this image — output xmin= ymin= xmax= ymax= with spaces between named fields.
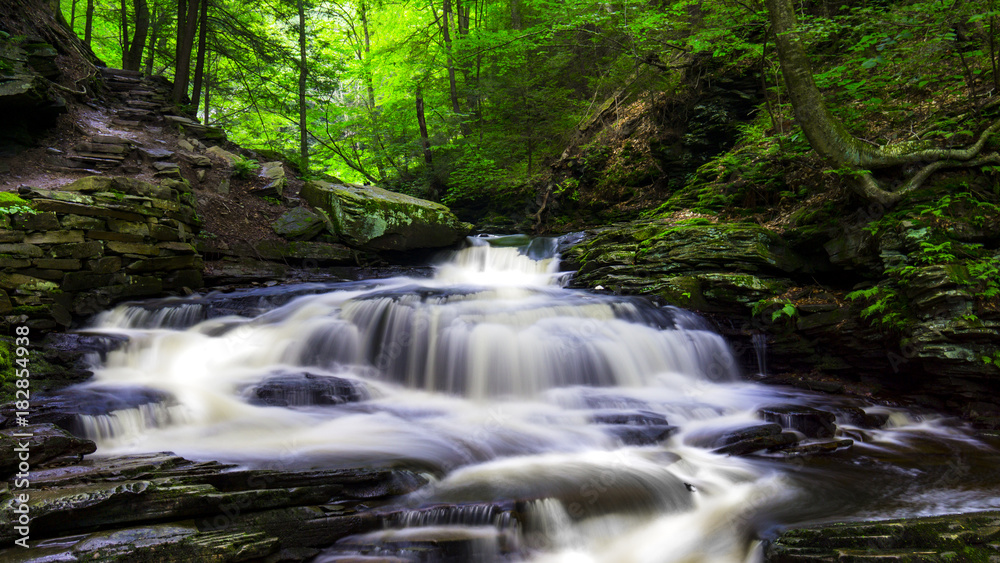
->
xmin=12 ymin=304 xmax=50 ymax=315
xmin=0 ymin=337 xmax=11 ymax=401
xmin=0 ymin=192 xmax=29 ymax=206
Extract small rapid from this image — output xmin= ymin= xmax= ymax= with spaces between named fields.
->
xmin=62 ymin=235 xmax=1000 ymax=562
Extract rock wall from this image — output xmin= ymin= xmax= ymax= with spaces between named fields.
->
xmin=1 ymin=176 xmax=203 ymax=330
xmin=565 ymin=218 xmax=1000 ymax=426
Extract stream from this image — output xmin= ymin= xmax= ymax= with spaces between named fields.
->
xmin=66 ymin=235 xmax=1000 ymax=562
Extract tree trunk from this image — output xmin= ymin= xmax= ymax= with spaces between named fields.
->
xmin=297 ymin=0 xmax=309 ymax=173
xmin=509 ymin=0 xmax=521 ymax=30
xmin=84 ymin=0 xmax=93 ymax=46
xmin=203 ymin=54 xmax=212 ymax=123
xmin=144 ymin=2 xmax=159 ymax=75
xmin=416 ymin=84 xmax=433 ymax=167
xmin=70 ymin=0 xmax=78 ymax=31
xmin=765 ymin=0 xmax=1000 ymax=206
xmin=441 ymin=0 xmax=461 ymax=117
xmin=360 ymin=1 xmax=376 ymax=112
xmin=190 ymin=0 xmax=209 ymax=113
xmin=172 ymin=0 xmax=200 ymax=104
xmin=359 ymin=1 xmax=386 ymax=182
xmin=124 ymin=0 xmax=149 ymax=70
xmin=120 ymin=0 xmax=130 ymax=68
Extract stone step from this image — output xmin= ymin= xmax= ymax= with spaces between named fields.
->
xmin=45 ymin=165 xmax=102 ymax=175
xmin=91 ymin=135 xmax=133 ymax=145
xmin=73 ymin=151 xmax=126 ymax=161
xmin=106 ymin=82 xmax=144 ymax=93
xmin=126 ymin=99 xmax=168 ymax=110
xmin=66 ymin=154 xmax=122 ymax=168
xmin=117 ymin=109 xmax=158 ymax=121
xmin=74 ymin=142 xmax=130 ymax=155
xmin=100 ymin=67 xmax=144 ymax=78
xmin=111 ymin=118 xmax=142 ymax=128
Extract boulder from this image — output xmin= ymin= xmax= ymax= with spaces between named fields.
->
xmin=272 ymin=207 xmax=325 ymax=240
xmin=244 ymin=372 xmax=369 ymax=407
xmin=301 ymin=180 xmax=470 ymax=251
xmin=758 ymin=405 xmax=837 ymax=438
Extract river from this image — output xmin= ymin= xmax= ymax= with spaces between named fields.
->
xmin=70 ymin=235 xmax=1000 ymax=562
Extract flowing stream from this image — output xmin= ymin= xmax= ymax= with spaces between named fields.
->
xmin=70 ymin=235 xmax=1000 ymax=562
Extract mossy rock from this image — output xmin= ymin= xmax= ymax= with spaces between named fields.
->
xmin=301 ymin=180 xmax=471 ymax=251
xmin=272 ymin=207 xmax=324 ymax=240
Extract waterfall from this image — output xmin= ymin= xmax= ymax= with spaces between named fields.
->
xmin=70 ymin=235 xmax=997 ymax=563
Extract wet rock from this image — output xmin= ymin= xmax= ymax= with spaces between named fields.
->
xmin=589 ymin=410 xmax=677 ymax=445
xmin=604 ymin=424 xmax=679 ymax=446
xmin=687 ymin=423 xmax=782 ymax=449
xmin=0 ymin=423 xmax=96 ymax=476
xmin=0 ymin=384 xmax=171 ymax=432
xmin=776 ymin=439 xmax=853 ymax=457
xmin=589 ymin=410 xmax=669 ymax=426
xmin=273 ymin=207 xmax=325 ymax=240
xmin=246 ymin=372 xmax=369 ymax=407
xmin=765 ymin=510 xmax=1000 ymax=562
xmin=833 ymin=406 xmax=889 ymax=429
xmin=0 ymin=452 xmax=426 ymax=549
xmin=758 ymin=405 xmax=837 ymax=438
xmin=711 ymin=431 xmax=799 ymax=456
xmin=331 ymin=526 xmax=510 ymax=563
xmin=301 ymin=180 xmax=470 ymax=251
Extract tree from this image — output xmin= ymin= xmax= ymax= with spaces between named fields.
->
xmin=765 ymin=0 xmax=1000 ymax=207
xmin=172 ymin=0 xmax=202 ymax=103
xmin=84 ymin=0 xmax=93 ymax=45
xmin=297 ymin=0 xmax=308 ymax=173
xmin=122 ymin=0 xmax=149 ymax=70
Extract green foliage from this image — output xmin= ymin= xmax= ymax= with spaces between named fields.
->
xmin=772 ymin=302 xmax=798 ymax=322
xmin=0 ymin=337 xmax=12 ymax=402
xmin=0 ymin=193 xmax=36 ymax=215
xmin=846 ymin=285 xmax=908 ymax=330
xmin=262 ymin=196 xmax=281 ymax=206
xmin=751 ymin=298 xmax=798 ymax=322
xmin=232 ymin=157 xmax=259 ymax=180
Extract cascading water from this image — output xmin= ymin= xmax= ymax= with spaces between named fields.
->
xmin=69 ymin=235 xmax=1000 ymax=562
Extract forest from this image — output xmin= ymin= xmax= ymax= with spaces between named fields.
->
xmin=62 ymin=0 xmax=1000 ymax=219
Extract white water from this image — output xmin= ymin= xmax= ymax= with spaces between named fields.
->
xmin=71 ymin=236 xmax=1000 ymax=562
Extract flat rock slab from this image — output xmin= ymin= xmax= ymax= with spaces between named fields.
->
xmin=765 ymin=511 xmax=1000 ymax=562
xmin=0 ymin=451 xmax=427 ymax=550
xmin=139 ymin=147 xmax=175 ymax=160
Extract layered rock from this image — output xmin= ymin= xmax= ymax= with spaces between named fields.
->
xmin=0 ymin=176 xmax=203 ymax=330
xmin=0 ymin=449 xmax=427 ymax=561
xmin=563 ymin=216 xmax=1000 ymax=425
